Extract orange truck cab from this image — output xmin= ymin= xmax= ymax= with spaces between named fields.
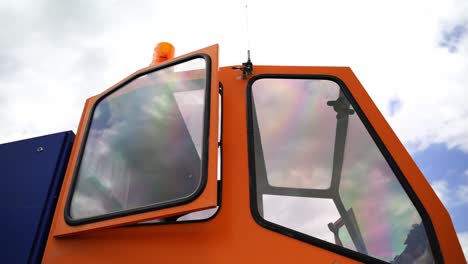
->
xmin=2 ymin=44 xmax=465 ymax=263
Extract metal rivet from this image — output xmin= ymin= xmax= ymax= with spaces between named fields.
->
xmin=36 ymin=146 xmax=44 ymax=152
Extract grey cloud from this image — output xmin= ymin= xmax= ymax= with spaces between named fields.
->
xmin=0 ymin=0 xmax=105 ymax=82
xmin=0 ymin=0 xmax=163 ymax=143
xmin=1 ymin=0 xmax=109 ymax=47
xmin=0 ymin=53 xmax=21 ymax=79
xmin=0 ymin=0 xmax=157 ymax=74
xmin=31 ymin=0 xmax=159 ymax=43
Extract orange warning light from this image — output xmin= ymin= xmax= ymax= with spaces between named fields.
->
xmin=150 ymin=42 xmax=175 ymax=66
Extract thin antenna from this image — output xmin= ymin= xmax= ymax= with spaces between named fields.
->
xmin=232 ymin=1 xmax=254 ymax=79
xmin=243 ymin=2 xmax=253 ymax=78
xmin=244 ymin=2 xmax=251 ymax=53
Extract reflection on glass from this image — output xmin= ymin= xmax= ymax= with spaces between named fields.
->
xmin=338 ymin=106 xmax=434 ymax=262
xmin=252 ymin=79 xmax=338 ymax=189
xmin=70 ymin=58 xmax=207 ymax=220
xmin=251 ymin=78 xmax=434 ymax=263
xmin=263 ymin=194 xmax=340 ymax=243
xmin=139 ymin=135 xmax=222 ymax=224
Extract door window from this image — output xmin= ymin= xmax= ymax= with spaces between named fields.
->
xmin=248 ymin=77 xmax=436 ymax=263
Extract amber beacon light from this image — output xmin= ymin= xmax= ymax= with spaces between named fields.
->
xmin=150 ymin=42 xmax=175 ymax=66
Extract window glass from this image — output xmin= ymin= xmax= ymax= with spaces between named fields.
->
xmin=139 ymin=99 xmax=223 ymax=225
xmin=252 ymin=79 xmax=337 ymax=189
xmin=338 ymin=110 xmax=434 ymax=262
xmin=251 ymin=78 xmax=434 ymax=263
xmin=69 ymin=58 xmax=207 ymax=220
xmin=263 ymin=194 xmax=341 ymax=243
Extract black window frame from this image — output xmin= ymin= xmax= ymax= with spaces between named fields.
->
xmin=65 ymin=53 xmax=213 ymax=226
xmin=246 ymin=74 xmax=443 ymax=264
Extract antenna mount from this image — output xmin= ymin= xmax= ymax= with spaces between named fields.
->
xmin=233 ymin=50 xmax=254 ymax=79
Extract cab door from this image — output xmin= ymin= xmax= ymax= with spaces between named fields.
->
xmin=48 ymin=44 xmax=219 ymax=238
xmin=242 ymin=66 xmax=463 ymax=263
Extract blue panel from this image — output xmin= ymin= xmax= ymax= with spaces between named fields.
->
xmin=0 ymin=131 xmax=74 ymax=264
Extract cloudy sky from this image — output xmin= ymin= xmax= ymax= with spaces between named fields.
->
xmin=1 ymin=0 xmax=467 ymax=259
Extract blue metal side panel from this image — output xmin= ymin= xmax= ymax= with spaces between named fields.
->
xmin=0 ymin=131 xmax=75 ymax=264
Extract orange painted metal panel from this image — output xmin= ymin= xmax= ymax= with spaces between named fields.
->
xmin=43 ymin=62 xmax=463 ymax=263
xmin=241 ymin=65 xmax=464 ymax=262
xmin=51 ymin=45 xmax=219 ymax=237
xmin=43 ymin=65 xmax=362 ymax=264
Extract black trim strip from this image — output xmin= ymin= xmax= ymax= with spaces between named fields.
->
xmin=216 ymin=82 xmax=224 ymax=208
xmin=65 ymin=54 xmax=214 ymax=226
xmin=328 ymin=91 xmax=349 ymax=194
xmin=246 ymin=74 xmax=443 ymax=264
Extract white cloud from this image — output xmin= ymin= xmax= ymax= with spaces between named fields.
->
xmin=1 ymin=0 xmax=468 ymax=154
xmin=431 ymin=180 xmax=468 ymax=207
xmin=431 ymin=180 xmax=452 ymax=206
xmin=457 ymin=185 xmax=468 ymax=203
xmin=0 ymin=0 xmax=468 ymax=155
xmin=378 ymin=10 xmax=468 ymax=153
xmin=458 ymin=232 xmax=468 ymax=261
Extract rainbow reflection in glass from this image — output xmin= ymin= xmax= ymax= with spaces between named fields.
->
xmin=252 ymin=78 xmax=338 ymax=189
xmin=69 ymin=58 xmax=207 ymax=220
xmin=251 ymin=78 xmax=434 ymax=263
